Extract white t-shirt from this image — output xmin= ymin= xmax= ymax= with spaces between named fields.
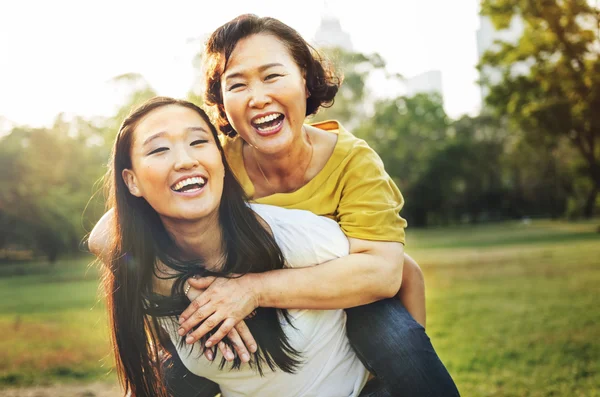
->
xmin=161 ymin=203 xmax=369 ymax=397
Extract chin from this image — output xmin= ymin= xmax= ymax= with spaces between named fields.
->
xmin=258 ymin=135 xmax=294 ymax=153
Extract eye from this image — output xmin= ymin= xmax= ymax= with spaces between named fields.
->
xmin=265 ymin=73 xmax=283 ymax=81
xmin=191 ymin=139 xmax=208 ymax=146
xmin=148 ymin=147 xmax=168 ymax=155
xmin=228 ymin=83 xmax=245 ymax=91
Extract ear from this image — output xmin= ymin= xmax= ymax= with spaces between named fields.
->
xmin=122 ymin=169 xmax=142 ymax=197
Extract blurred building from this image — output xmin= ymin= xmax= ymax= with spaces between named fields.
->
xmin=0 ymin=115 xmax=15 ymax=137
xmin=405 ymin=70 xmax=444 ymax=100
xmin=313 ymin=7 xmax=354 ymax=51
xmin=476 ymin=15 xmax=529 ymax=104
xmin=312 ymin=4 xmax=444 ymax=106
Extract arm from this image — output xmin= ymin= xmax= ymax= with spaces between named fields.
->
xmin=254 ymin=247 xmax=425 ymax=323
xmin=88 ymin=208 xmax=115 ymax=264
xmin=256 ymin=238 xmax=404 ymax=309
xmin=178 ymin=238 xmax=404 ymax=346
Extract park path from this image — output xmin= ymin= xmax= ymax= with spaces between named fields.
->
xmin=0 ymin=382 xmax=121 ymax=397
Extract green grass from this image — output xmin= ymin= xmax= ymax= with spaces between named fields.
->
xmin=1 ymin=219 xmax=599 ymax=396
xmin=0 ymin=255 xmax=115 ymax=386
xmin=408 ymin=219 xmax=600 ymax=396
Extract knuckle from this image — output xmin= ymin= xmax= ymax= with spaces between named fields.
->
xmin=205 ymin=320 xmax=216 ymax=328
xmin=192 ymin=311 xmax=204 ymax=321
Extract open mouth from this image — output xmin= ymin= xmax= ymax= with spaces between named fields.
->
xmin=171 ymin=176 xmax=206 ymax=193
xmin=251 ymin=113 xmax=284 ymax=134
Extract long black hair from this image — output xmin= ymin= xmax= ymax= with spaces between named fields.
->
xmin=102 ymin=96 xmax=300 ymax=397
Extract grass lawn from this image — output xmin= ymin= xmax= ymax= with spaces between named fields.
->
xmin=1 ymin=219 xmax=599 ymax=396
xmin=0 ymin=256 xmax=115 ymax=387
xmin=408 ymin=219 xmax=600 ymax=396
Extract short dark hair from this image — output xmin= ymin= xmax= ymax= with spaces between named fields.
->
xmin=202 ymin=14 xmax=341 ymax=137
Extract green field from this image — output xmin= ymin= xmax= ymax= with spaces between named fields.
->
xmin=1 ymin=219 xmax=599 ymax=396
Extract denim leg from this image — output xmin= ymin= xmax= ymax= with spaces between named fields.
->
xmin=346 ymin=298 xmax=460 ymax=397
xmin=161 ymin=339 xmax=221 ymax=397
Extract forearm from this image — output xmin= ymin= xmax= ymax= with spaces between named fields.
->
xmin=396 ymin=253 xmax=426 ymax=328
xmin=255 ymin=251 xmax=403 ymax=310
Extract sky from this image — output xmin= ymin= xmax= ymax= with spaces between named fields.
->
xmin=0 ymin=0 xmax=483 ymax=129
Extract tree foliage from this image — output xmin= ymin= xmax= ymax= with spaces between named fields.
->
xmin=312 ymin=48 xmax=391 ymax=128
xmin=3 ymin=26 xmax=599 ymax=261
xmin=479 ymin=0 xmax=600 ymax=216
xmin=0 ymin=117 xmax=107 ymax=262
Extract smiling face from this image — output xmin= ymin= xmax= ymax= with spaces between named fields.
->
xmin=122 ymin=105 xmax=225 ymax=222
xmin=221 ymin=33 xmax=309 ymax=155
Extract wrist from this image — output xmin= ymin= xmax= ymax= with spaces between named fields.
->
xmin=246 ymin=273 xmax=267 ymax=308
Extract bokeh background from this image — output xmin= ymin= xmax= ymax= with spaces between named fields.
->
xmin=1 ymin=0 xmax=599 ymax=396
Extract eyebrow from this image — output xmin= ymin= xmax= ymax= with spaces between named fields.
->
xmin=224 ymin=63 xmax=284 ymax=81
xmin=142 ymin=126 xmax=209 ymax=146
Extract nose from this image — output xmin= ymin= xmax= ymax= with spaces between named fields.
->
xmin=173 ymin=145 xmax=198 ymax=171
xmin=248 ymin=84 xmax=272 ymax=109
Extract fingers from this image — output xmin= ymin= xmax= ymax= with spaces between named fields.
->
xmin=204 ymin=329 xmax=250 ymax=363
xmin=184 ymin=313 xmax=231 ymax=345
xmin=203 ymin=347 xmax=214 ymax=361
xmin=177 ymin=305 xmax=216 ymax=336
xmin=179 ymin=295 xmax=212 ymax=327
xmin=234 ymin=321 xmax=257 ymax=354
xmin=204 ymin=317 xmax=237 ymax=348
xmin=218 ymin=341 xmax=235 ymax=362
xmin=188 ymin=276 xmax=217 ymax=290
xmin=226 ymin=327 xmax=251 ymax=363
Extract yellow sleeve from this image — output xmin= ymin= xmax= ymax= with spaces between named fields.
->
xmin=336 ymin=143 xmax=407 ymax=244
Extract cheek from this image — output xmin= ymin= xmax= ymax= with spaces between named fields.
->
xmin=223 ymin=95 xmax=243 ymax=120
xmin=136 ymin=161 xmax=168 ymax=194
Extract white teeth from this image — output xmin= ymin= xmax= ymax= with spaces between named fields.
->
xmin=172 ymin=176 xmax=206 ymax=191
xmin=253 ymin=113 xmax=280 ymax=125
xmin=257 ymin=123 xmax=281 ymax=133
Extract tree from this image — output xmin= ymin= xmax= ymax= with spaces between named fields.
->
xmin=479 ymin=0 xmax=600 ymax=216
xmin=353 ymin=93 xmax=449 ymax=226
xmin=311 ymin=47 xmax=394 ymax=128
xmin=0 ymin=116 xmax=107 ymax=262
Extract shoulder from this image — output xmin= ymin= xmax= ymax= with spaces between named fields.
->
xmin=250 ymin=203 xmax=340 ymax=234
xmin=249 ymin=204 xmax=349 ymax=266
xmin=311 ymin=120 xmax=384 ymax=168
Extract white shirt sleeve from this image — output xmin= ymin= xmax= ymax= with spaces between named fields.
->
xmin=249 ymin=204 xmax=350 ymax=268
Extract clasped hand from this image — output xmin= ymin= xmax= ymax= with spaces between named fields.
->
xmin=177 ymin=274 xmax=260 ymax=363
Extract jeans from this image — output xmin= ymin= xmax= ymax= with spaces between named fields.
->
xmin=346 ymin=298 xmax=460 ymax=396
xmin=162 ymin=299 xmax=459 ymax=397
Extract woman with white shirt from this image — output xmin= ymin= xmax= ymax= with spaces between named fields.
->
xmin=92 ymin=96 xmax=369 ymax=397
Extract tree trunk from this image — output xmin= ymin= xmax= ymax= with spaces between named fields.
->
xmin=583 ymin=185 xmax=599 ymax=218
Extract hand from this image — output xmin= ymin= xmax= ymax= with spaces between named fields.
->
xmin=178 ymin=275 xmax=260 ymax=353
xmin=203 ymin=321 xmax=256 ymax=363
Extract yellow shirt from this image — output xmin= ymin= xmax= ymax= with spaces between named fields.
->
xmin=223 ymin=120 xmax=407 ymax=244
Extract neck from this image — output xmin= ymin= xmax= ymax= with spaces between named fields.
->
xmin=160 ymin=210 xmax=224 ymax=270
xmin=250 ymin=127 xmax=313 ymax=186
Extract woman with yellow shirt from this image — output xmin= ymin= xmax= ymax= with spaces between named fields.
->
xmin=173 ymin=14 xmax=459 ymax=397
